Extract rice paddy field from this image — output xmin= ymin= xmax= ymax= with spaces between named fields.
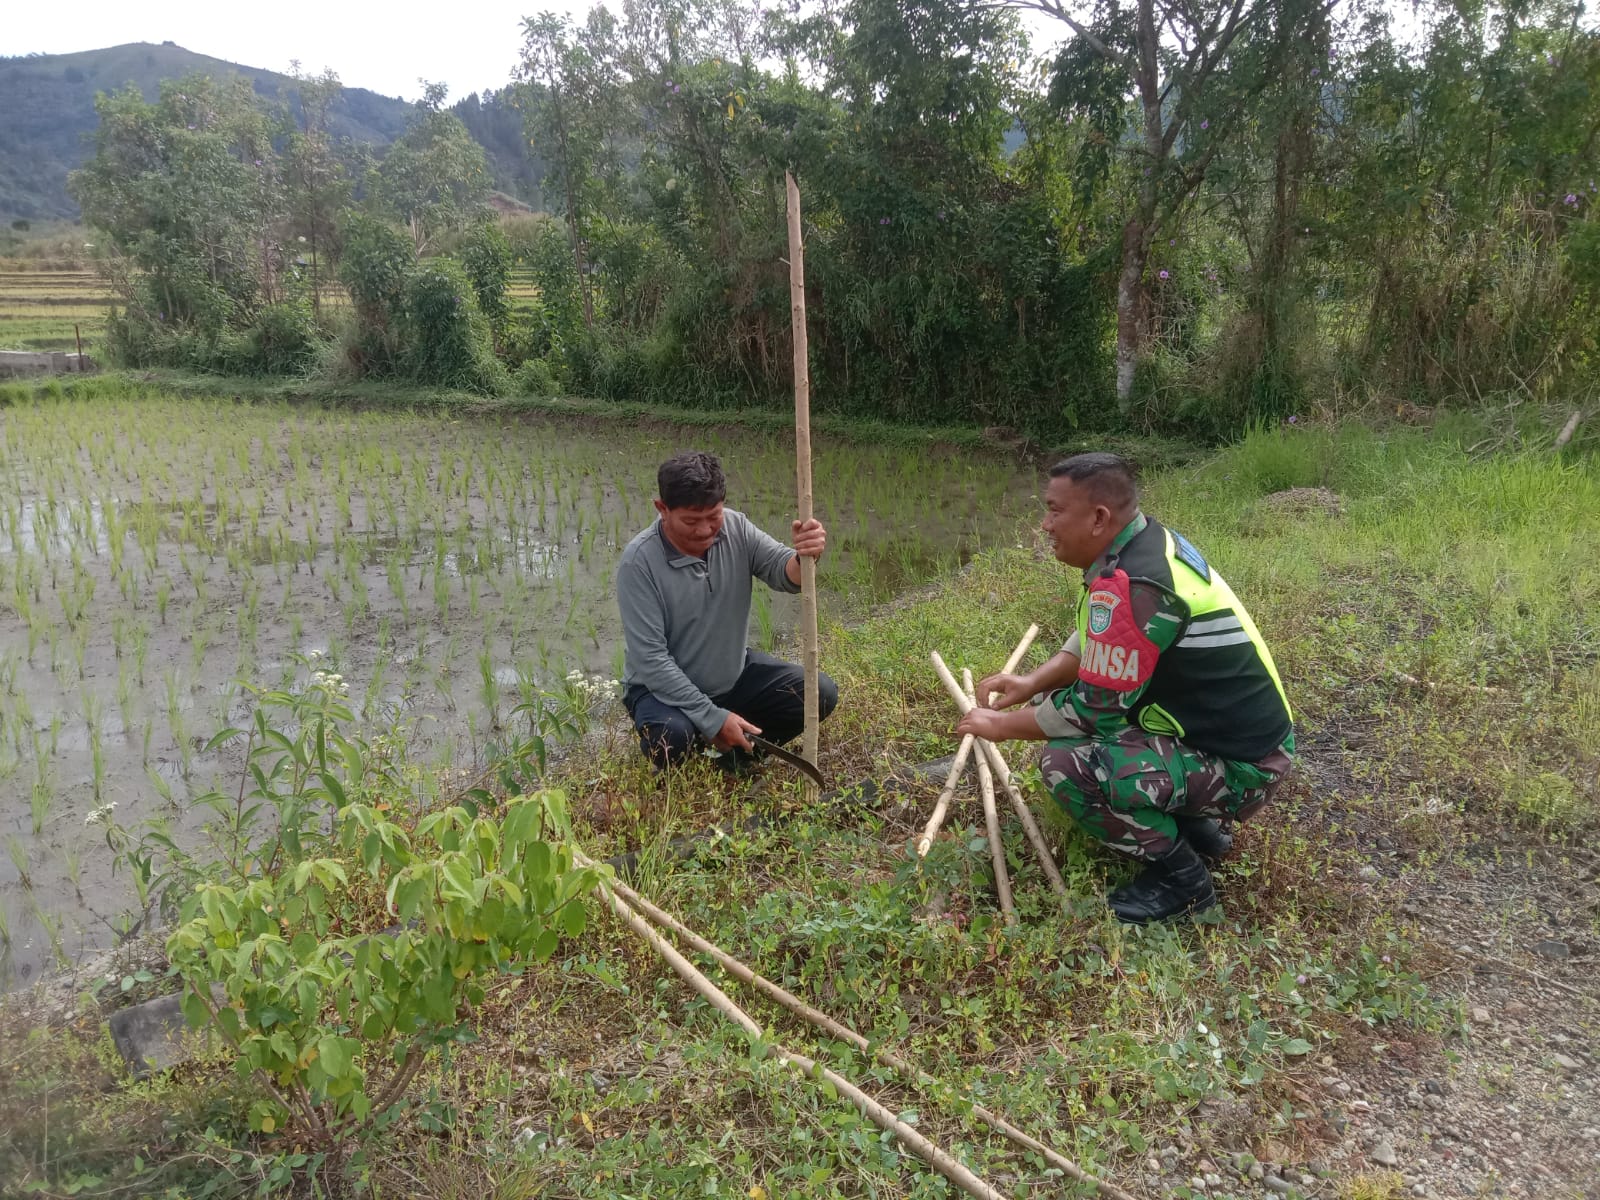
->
xmin=0 ymin=267 xmax=113 ymax=354
xmin=0 ymin=378 xmax=1038 ymax=986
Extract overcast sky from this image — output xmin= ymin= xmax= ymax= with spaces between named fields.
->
xmin=5 ymin=0 xmax=594 ymax=103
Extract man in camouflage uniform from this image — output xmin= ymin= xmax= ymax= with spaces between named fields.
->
xmin=956 ymin=453 xmax=1295 ymax=923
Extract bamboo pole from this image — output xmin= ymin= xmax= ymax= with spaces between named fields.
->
xmin=966 ymin=668 xmax=1016 ymax=925
xmin=916 ymin=624 xmax=1038 ymax=857
xmin=576 ymin=855 xmax=1145 ymax=1200
xmin=931 ymin=651 xmax=1069 ymax=901
xmin=915 ymin=736 xmax=979 ymax=858
xmin=588 ymin=868 xmax=1007 ymax=1200
xmin=786 ymin=171 xmax=820 ymax=797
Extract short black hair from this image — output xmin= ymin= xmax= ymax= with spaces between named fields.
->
xmin=1048 ymin=452 xmax=1138 ymax=512
xmin=657 ymin=451 xmax=727 ymax=510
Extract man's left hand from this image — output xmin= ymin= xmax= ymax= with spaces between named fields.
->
xmin=955 ymin=708 xmax=1005 ymax=741
xmin=791 ymin=518 xmax=827 ymax=560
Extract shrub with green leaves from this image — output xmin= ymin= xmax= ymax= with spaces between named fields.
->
xmin=119 ymin=670 xmax=596 ymax=1144
xmin=340 ymin=214 xmax=416 ymax=321
xmin=525 ymin=218 xmax=585 ymax=348
xmin=458 ymin=220 xmax=513 ymax=338
xmin=335 ymin=214 xmax=416 ymax=377
xmin=400 ymin=259 xmax=508 ymax=393
xmin=242 ymin=301 xmax=322 ymax=376
xmin=513 ymin=356 xmax=559 ymax=396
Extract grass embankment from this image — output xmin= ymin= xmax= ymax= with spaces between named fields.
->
xmin=11 ymin=367 xmax=1202 ymax=468
xmin=3 ymin=421 xmax=1595 ymax=1199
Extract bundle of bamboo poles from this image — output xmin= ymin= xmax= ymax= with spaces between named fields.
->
xmin=917 ymin=632 xmax=1070 ymax=918
xmin=576 ymin=852 xmax=1144 ymax=1200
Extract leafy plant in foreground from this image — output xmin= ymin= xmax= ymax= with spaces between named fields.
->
xmin=110 ymin=665 xmax=598 ymax=1153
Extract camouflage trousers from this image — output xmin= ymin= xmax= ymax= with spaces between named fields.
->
xmin=1039 ymin=727 xmax=1295 ymax=861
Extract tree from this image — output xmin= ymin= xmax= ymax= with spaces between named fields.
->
xmin=70 ymin=73 xmax=284 ymax=333
xmin=1020 ymin=0 xmax=1326 ymax=404
xmin=1196 ymin=0 xmax=1333 ymax=424
xmin=1323 ymin=0 xmax=1600 ymax=401
xmin=371 ymin=83 xmax=491 ymax=253
xmin=283 ymin=64 xmax=352 ymax=316
xmin=518 ymin=12 xmax=625 ymax=328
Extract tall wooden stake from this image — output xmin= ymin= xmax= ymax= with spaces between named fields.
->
xmin=787 ymin=171 xmax=820 ymax=791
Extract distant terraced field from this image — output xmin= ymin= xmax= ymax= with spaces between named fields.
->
xmin=0 ymin=268 xmax=115 ymax=353
xmin=0 ymin=266 xmax=544 ymax=360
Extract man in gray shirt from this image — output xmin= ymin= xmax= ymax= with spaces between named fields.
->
xmin=618 ymin=451 xmax=839 ymax=768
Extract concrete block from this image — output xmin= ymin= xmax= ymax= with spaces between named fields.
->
xmin=107 ymin=988 xmax=220 ymax=1077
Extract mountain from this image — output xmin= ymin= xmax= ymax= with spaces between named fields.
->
xmin=0 ymin=42 xmax=541 ymax=222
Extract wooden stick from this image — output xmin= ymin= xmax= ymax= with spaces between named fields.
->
xmin=786 ymin=171 xmax=820 ymax=799
xmin=931 ymin=651 xmax=1070 ymax=901
xmin=967 ymin=668 xmax=1016 ymax=926
xmin=1470 ymin=952 xmax=1590 ymax=1001
xmin=578 ymin=856 xmax=1145 ymax=1200
xmin=917 ymin=736 xmax=979 ymax=857
xmin=590 ymin=868 xmax=1008 ymax=1200
xmin=981 ymin=740 xmax=1071 ymax=902
xmin=917 ymin=624 xmax=1039 ymax=857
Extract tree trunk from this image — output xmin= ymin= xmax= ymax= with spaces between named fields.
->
xmin=557 ymin=121 xmax=593 ymax=329
xmin=1114 ymin=215 xmax=1148 ymax=403
xmin=1114 ymin=0 xmax=1163 ymax=407
xmin=546 ymin=81 xmax=592 ymax=329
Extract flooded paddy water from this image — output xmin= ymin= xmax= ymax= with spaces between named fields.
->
xmin=0 ymin=385 xmax=1040 ymax=986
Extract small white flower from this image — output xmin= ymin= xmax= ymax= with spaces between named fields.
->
xmin=311 ymin=668 xmax=349 ymax=696
xmin=85 ymin=801 xmax=117 ymax=826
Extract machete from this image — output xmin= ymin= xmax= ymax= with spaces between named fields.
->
xmin=748 ymin=735 xmax=826 ymax=789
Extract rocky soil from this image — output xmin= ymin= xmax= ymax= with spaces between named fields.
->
xmin=1131 ymin=822 xmax=1597 ymax=1200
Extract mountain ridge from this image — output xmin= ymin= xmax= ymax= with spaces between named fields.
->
xmin=0 ymin=41 xmax=536 ymax=221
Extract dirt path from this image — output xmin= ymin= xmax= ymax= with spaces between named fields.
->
xmin=1134 ymin=747 xmax=1599 ymax=1200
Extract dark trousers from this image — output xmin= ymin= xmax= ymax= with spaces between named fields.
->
xmin=624 ymin=650 xmax=839 ymax=768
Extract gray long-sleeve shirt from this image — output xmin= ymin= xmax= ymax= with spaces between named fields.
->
xmin=617 ymin=509 xmax=800 ymax=738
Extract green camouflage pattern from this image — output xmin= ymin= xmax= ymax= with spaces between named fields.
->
xmin=1040 ymin=726 xmax=1295 ymax=860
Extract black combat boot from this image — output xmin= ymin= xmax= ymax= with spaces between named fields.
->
xmin=1175 ymin=815 xmax=1234 ymax=865
xmin=1107 ymin=840 xmax=1218 ymax=924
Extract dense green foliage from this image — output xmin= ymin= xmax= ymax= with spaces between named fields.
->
xmin=70 ymin=72 xmax=491 ymax=378
xmin=59 ymin=0 xmax=1600 ymax=435
xmin=502 ymin=0 xmax=1599 ymax=430
xmin=101 ymin=666 xmax=597 ymax=1162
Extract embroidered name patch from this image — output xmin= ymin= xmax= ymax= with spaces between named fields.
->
xmin=1087 ymin=588 xmax=1119 ymax=635
xmin=1080 ymin=637 xmax=1144 ymax=683
xmin=1172 ymin=531 xmax=1211 ymax=582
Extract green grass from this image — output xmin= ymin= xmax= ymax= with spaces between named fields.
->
xmin=1161 ymin=423 xmax=1598 ymax=836
xmin=3 ymin=418 xmax=1593 ymax=1198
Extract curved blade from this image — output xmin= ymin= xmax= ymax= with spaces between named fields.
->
xmin=748 ymin=735 xmax=825 ymax=788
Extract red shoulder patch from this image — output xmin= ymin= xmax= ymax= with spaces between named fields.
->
xmin=1077 ymin=569 xmax=1159 ymax=693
